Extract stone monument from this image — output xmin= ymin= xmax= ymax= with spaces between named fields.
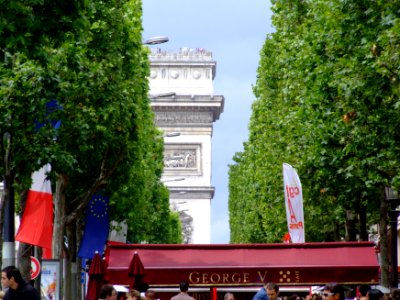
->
xmin=149 ymin=47 xmax=224 ymax=243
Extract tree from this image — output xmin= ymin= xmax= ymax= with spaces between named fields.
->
xmin=0 ymin=0 xmax=180 ymax=297
xmin=229 ymin=0 xmax=400 ymax=287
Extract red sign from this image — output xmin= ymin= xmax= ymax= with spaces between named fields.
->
xmin=30 ymin=256 xmax=41 ymax=280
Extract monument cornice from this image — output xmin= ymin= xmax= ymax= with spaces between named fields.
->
xmin=151 ymin=94 xmax=224 ymax=122
xmin=169 ymin=186 xmax=215 ymax=199
xmin=149 ymin=48 xmax=217 ymax=79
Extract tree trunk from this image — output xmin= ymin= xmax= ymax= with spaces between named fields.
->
xmin=380 ymin=187 xmax=390 ymax=288
xmin=76 ymin=218 xmax=84 ymax=300
xmin=76 ymin=256 xmax=83 ymax=300
xmin=0 ymin=134 xmax=6 ymax=268
xmin=18 ymin=190 xmax=31 ymax=281
xmin=0 ymin=183 xmax=5 ymax=268
xmin=65 ymin=224 xmax=74 ymax=300
xmin=65 ymin=220 xmax=80 ymax=299
xmin=358 ymin=201 xmax=368 ymax=241
xmin=65 ymin=259 xmax=73 ymax=300
xmin=53 ymin=174 xmax=67 ymax=258
xmin=53 ymin=174 xmax=68 ymax=299
xmin=34 ymin=247 xmax=42 ymax=292
xmin=345 ymin=209 xmax=357 ymax=241
xmin=333 ymin=222 xmax=341 ymax=241
xmin=17 ymin=243 xmax=32 ymax=282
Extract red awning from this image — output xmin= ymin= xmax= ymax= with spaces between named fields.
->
xmin=105 ymin=242 xmax=379 ymax=287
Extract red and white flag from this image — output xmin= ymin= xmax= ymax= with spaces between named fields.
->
xmin=283 ymin=163 xmax=305 ymax=243
xmin=16 ymin=164 xmax=53 ymax=257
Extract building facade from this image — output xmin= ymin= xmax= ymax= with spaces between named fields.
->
xmin=149 ymin=47 xmax=224 ymax=243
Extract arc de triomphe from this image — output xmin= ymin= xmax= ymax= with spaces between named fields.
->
xmin=149 ymin=48 xmax=224 ymax=244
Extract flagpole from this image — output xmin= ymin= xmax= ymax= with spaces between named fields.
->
xmin=2 ymin=179 xmax=16 ymax=268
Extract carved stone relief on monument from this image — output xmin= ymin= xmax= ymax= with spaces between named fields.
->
xmin=163 ymin=144 xmax=202 ymax=175
xmin=165 ymin=149 xmax=196 ymax=168
xmin=150 ymin=70 xmax=157 ymax=79
xmin=169 ymin=70 xmax=179 ymax=79
xmin=206 ymin=69 xmax=211 ymax=79
xmin=192 ymin=71 xmax=201 ymax=79
xmin=154 ymin=111 xmax=213 ymax=126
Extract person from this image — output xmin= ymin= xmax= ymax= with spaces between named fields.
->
xmin=323 ymin=283 xmax=345 ymax=300
xmin=311 ymin=294 xmax=322 ymax=300
xmin=287 ymin=294 xmax=301 ymax=300
xmin=321 ymin=283 xmax=334 ymax=300
xmin=252 ymin=282 xmax=268 ymax=300
xmin=253 ymin=282 xmax=279 ymax=300
xmin=224 ymin=293 xmax=235 ymax=300
xmin=145 ymin=289 xmax=157 ymax=300
xmin=171 ymin=280 xmax=195 ymax=300
xmin=127 ymin=289 xmax=141 ymax=300
xmin=266 ymin=283 xmax=280 ymax=300
xmin=392 ymin=289 xmax=400 ymax=300
xmin=99 ymin=284 xmax=117 ymax=300
xmin=1 ymin=266 xmax=16 ymax=293
xmin=357 ymin=285 xmax=371 ymax=300
xmin=367 ymin=289 xmax=384 ymax=300
xmin=382 ymin=294 xmax=393 ymax=300
xmin=3 ymin=267 xmax=40 ymax=300
xmin=140 ymin=283 xmax=150 ymax=299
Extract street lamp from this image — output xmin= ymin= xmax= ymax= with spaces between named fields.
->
xmin=143 ymin=36 xmax=169 ymax=45
xmin=385 ymin=186 xmax=400 ymax=288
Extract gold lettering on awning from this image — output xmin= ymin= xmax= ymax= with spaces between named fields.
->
xmin=257 ymin=271 xmax=268 ymax=282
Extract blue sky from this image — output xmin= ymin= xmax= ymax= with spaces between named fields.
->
xmin=142 ymin=1 xmax=274 ymax=243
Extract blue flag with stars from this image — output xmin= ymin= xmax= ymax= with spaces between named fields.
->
xmin=78 ymin=194 xmax=110 ymax=258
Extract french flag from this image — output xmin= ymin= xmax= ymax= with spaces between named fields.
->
xmin=16 ymin=164 xmax=53 ymax=258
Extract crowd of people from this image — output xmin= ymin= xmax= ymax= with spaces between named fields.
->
xmin=250 ymin=282 xmax=400 ymax=300
xmin=99 ymin=280 xmax=400 ymax=300
xmin=99 ymin=284 xmax=158 ymax=300
xmin=98 ymin=281 xmax=400 ymax=300
xmin=2 ymin=267 xmax=400 ymax=300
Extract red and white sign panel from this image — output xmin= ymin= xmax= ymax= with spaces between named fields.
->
xmin=31 ymin=256 xmax=41 ymax=280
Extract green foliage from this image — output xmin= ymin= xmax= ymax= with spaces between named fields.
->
xmin=229 ymin=0 xmax=400 ymax=243
xmin=0 ymin=0 xmax=180 ymax=254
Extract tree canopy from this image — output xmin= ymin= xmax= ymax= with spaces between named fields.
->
xmin=229 ymin=0 xmax=400 ymax=247
xmin=0 ymin=0 xmax=181 ymax=276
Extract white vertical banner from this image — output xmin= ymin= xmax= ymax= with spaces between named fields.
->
xmin=283 ymin=163 xmax=305 ymax=243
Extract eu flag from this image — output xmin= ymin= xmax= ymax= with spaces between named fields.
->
xmin=35 ymin=99 xmax=62 ymax=131
xmin=78 ymin=194 xmax=110 ymax=258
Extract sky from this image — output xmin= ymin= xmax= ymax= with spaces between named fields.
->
xmin=142 ymin=1 xmax=274 ymax=243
